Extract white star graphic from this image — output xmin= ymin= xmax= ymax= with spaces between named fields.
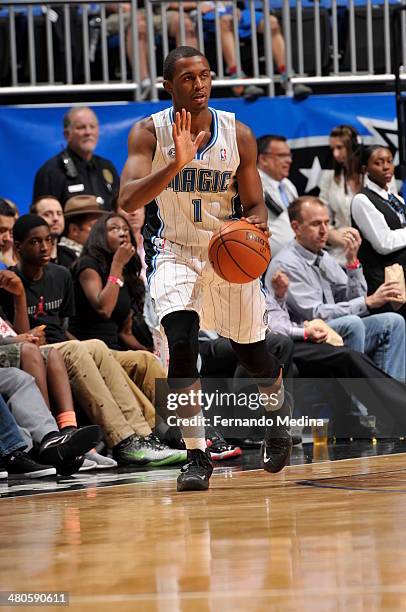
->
xmin=356 ymin=116 xmax=399 ymax=164
xmin=299 ymin=156 xmax=330 ymax=193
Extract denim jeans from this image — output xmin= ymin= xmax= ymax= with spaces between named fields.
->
xmin=328 ymin=313 xmax=406 ymax=381
xmin=0 ymin=368 xmax=58 ymax=451
xmin=0 ymin=393 xmax=26 ymax=457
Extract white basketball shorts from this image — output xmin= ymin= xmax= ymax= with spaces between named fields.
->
xmin=148 ymin=239 xmax=267 ymax=344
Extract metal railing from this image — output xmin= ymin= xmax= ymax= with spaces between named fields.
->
xmin=0 ymin=0 xmax=405 ymax=98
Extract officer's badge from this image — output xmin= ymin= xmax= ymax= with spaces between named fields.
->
xmin=103 ymin=168 xmax=114 ymax=184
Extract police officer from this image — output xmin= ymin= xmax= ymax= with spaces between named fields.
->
xmin=33 ymin=106 xmax=120 ymax=210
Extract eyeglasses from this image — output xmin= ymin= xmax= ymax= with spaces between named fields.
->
xmin=261 ymin=152 xmax=292 ymax=159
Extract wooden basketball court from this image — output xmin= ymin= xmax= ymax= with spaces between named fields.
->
xmin=1 ymin=449 xmax=406 ymax=611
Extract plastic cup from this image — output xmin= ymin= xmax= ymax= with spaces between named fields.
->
xmin=312 ymin=418 xmax=329 ymax=446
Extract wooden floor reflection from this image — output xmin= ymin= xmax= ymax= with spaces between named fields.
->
xmin=2 ymin=452 xmax=406 ymax=611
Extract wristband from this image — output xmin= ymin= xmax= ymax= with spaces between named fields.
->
xmin=107 ymin=275 xmax=124 ymax=287
xmin=346 ymin=258 xmax=361 ymax=270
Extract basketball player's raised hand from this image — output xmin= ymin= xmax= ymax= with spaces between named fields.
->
xmin=172 ymin=109 xmax=206 ymax=169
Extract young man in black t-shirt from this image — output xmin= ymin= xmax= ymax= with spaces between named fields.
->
xmin=2 ymin=215 xmax=186 ymax=467
xmin=30 ymin=197 xmax=77 ymax=269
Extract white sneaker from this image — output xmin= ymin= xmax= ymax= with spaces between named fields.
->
xmin=85 ymin=450 xmax=117 ymax=470
xmin=79 ymin=458 xmax=98 ymax=472
xmin=0 ymin=469 xmax=8 ymax=479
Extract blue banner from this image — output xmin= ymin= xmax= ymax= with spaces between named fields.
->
xmin=0 ymin=92 xmax=398 ymax=213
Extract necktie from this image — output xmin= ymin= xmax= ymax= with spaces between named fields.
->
xmin=313 ymin=252 xmax=334 ymax=304
xmin=278 ymin=182 xmax=290 ymax=208
xmin=387 ymin=193 xmax=406 ymax=226
xmin=314 ymin=255 xmax=322 ymax=268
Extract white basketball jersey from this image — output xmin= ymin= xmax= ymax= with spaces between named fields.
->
xmin=146 ymin=107 xmax=241 ymax=250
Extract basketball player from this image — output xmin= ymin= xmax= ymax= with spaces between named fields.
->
xmin=119 ymin=46 xmax=292 ymax=492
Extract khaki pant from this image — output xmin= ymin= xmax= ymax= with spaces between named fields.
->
xmin=47 ymin=339 xmax=156 ymax=447
xmin=112 ymin=349 xmax=170 ymax=419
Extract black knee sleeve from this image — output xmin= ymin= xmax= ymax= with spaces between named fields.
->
xmin=162 ymin=310 xmax=200 ymax=388
xmin=230 ymin=338 xmax=281 ymax=385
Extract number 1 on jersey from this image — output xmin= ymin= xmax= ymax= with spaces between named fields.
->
xmin=192 ymin=198 xmax=202 ymax=223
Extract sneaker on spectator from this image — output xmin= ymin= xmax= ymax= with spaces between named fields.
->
xmin=38 ymin=425 xmax=102 ymax=475
xmin=227 ymin=69 xmax=263 ymax=101
xmin=85 ymin=450 xmax=117 ymax=469
xmin=205 ymin=426 xmax=242 ymax=461
xmin=3 ymin=451 xmax=56 ymax=479
xmin=228 ymin=70 xmax=245 ymax=97
xmin=112 ymin=435 xmax=149 ymax=467
xmin=0 ymin=465 xmax=8 ymax=479
xmin=279 ymin=73 xmax=312 ymax=100
xmin=243 ymin=84 xmax=263 ymax=101
xmin=79 ymin=457 xmax=98 ymax=471
xmin=140 ymin=434 xmax=187 ymax=466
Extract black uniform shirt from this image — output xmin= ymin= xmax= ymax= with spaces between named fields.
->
xmin=33 ymin=147 xmax=120 ymax=210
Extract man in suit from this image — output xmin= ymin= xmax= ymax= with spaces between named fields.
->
xmin=257 ymin=134 xmax=297 ymax=255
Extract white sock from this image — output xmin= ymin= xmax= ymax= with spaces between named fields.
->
xmin=185 ymin=437 xmax=207 ymax=452
xmin=262 ymin=380 xmax=285 ymax=412
xmin=179 ymin=409 xmax=206 ymax=451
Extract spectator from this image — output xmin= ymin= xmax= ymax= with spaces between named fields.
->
xmin=107 ymin=3 xmax=198 ymax=99
xmin=0 ymin=198 xmax=18 ymax=268
xmin=256 ymin=135 xmax=296 ymax=255
xmin=266 ymin=270 xmax=406 ymax=436
xmin=33 ymin=106 xmax=120 ymax=209
xmin=106 ymin=2 xmax=150 ymax=96
xmin=0 ymin=214 xmax=185 ymax=467
xmin=164 ymin=3 xmax=199 ymax=47
xmin=69 ymin=212 xmax=149 ymax=351
xmin=0 ymin=390 xmax=56 ymax=479
xmin=267 ymin=196 xmax=406 ymax=380
xmin=319 ymin=125 xmax=364 ymax=266
xmin=30 ymin=196 xmax=77 ymax=268
xmin=352 ymin=145 xmax=406 ymax=317
xmin=202 ymin=1 xmax=311 ymax=99
xmin=0 ymin=367 xmax=102 ymax=476
xmin=59 ymin=195 xmax=106 ymax=262
xmin=118 ymin=205 xmax=147 ymax=281
xmin=0 ymin=268 xmax=114 ymax=469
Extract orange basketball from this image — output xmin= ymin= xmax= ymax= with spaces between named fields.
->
xmin=208 ymin=220 xmax=271 ymax=284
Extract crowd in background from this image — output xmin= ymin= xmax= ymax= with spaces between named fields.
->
xmin=0 ymin=1 xmax=313 ymax=100
xmin=1 ymin=103 xmax=406 ymax=481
